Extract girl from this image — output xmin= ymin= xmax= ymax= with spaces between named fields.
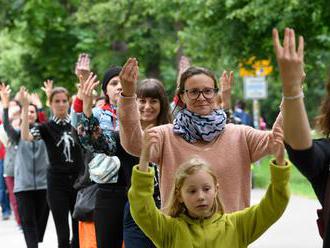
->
xmin=1 ymin=85 xmax=49 ymax=248
xmin=21 ymin=86 xmax=84 ymax=248
xmin=128 ymin=126 xmax=290 ymax=248
xmin=118 ymin=58 xmax=283 ymax=212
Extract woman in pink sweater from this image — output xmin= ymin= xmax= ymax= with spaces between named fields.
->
xmin=118 ymin=58 xmax=282 ymax=212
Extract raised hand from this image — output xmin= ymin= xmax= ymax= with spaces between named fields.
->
xmin=75 ymin=53 xmax=91 ymax=83
xmin=270 ymin=117 xmax=285 ymax=166
xmin=119 ymin=58 xmax=139 ymax=97
xmin=80 ymin=72 xmax=99 ymax=117
xmin=139 ymin=126 xmax=158 ymax=172
xmin=272 ymin=135 xmax=285 ymax=166
xmin=41 ymin=79 xmax=53 ymax=99
xmin=19 ymin=87 xmax=33 ymax=141
xmin=219 ymin=71 xmax=234 ymax=109
xmin=273 ymin=28 xmax=305 ymax=97
xmin=176 ymin=56 xmax=191 ymax=89
xmin=0 ymin=83 xmax=11 ymax=108
xmin=30 ymin=93 xmax=43 ymax=109
xmin=17 ymin=86 xmax=29 ymax=108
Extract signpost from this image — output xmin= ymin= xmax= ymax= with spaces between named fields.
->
xmin=243 ymin=76 xmax=268 ymax=129
xmin=239 ymin=59 xmax=271 ymax=130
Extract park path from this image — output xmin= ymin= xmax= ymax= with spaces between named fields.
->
xmin=0 ymin=189 xmax=323 ymax=247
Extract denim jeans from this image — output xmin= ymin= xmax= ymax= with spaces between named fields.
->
xmin=123 ymin=201 xmax=155 ymax=248
xmin=0 ymin=160 xmax=11 ymax=217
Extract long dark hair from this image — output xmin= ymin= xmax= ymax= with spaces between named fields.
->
xmin=136 ymin=78 xmax=172 ymax=125
xmin=29 ymin=103 xmax=40 ymax=123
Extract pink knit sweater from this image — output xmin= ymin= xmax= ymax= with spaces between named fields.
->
xmin=118 ymin=96 xmax=281 ymax=213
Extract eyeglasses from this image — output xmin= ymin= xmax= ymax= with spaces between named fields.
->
xmin=184 ymin=87 xmax=219 ymax=100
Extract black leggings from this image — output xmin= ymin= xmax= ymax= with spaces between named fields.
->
xmin=47 ymin=173 xmax=79 ymax=248
xmin=15 ymin=190 xmax=49 ymax=248
xmin=94 ymin=186 xmax=127 ymax=248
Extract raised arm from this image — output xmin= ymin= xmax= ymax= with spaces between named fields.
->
xmin=118 ymin=58 xmax=144 ymax=156
xmin=18 ymin=87 xmax=34 ymax=141
xmin=75 ymin=53 xmax=91 ymax=84
xmin=235 ymin=138 xmax=290 ymax=245
xmin=76 ymin=73 xmax=116 ymax=155
xmin=218 ymin=70 xmax=234 ymax=110
xmin=30 ymin=93 xmax=47 ymax=123
xmin=128 ymin=129 xmax=173 ymax=247
xmin=41 ymin=79 xmax=53 ymax=107
xmin=0 ymin=83 xmax=20 ymax=143
xmin=273 ymin=28 xmax=311 ymax=149
xmin=81 ymin=73 xmax=99 ymax=118
xmin=138 ymin=126 xmax=158 ymax=171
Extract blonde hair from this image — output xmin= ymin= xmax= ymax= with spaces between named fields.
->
xmin=164 ymin=157 xmax=224 ymax=217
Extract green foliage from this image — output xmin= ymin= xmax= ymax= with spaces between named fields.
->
xmin=253 ymin=156 xmax=316 ymax=198
xmin=0 ymin=0 xmax=329 ymax=123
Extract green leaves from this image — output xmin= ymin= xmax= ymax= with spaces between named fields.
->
xmin=0 ymin=0 xmax=329 ymax=124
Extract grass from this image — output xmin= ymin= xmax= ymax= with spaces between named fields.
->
xmin=252 ymin=156 xmax=316 ymax=199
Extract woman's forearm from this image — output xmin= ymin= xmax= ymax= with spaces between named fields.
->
xmin=21 ymin=104 xmax=33 ymax=141
xmin=283 ymin=97 xmax=312 ymax=149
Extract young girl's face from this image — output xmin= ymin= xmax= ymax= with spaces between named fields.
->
xmin=180 ymin=169 xmax=217 ymax=218
xmin=137 ymin=97 xmax=161 ymax=126
xmin=50 ymin=92 xmax=69 ymax=118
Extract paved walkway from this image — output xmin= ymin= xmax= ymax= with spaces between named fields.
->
xmin=0 ymin=189 xmax=323 ymax=247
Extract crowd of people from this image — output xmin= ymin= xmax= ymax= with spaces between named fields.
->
xmin=0 ymin=27 xmax=328 ymax=248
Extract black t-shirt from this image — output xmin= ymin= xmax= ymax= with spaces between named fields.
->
xmin=285 ymin=139 xmax=330 ymax=204
xmin=32 ymin=118 xmax=83 ymax=175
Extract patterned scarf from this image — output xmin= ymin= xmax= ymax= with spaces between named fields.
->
xmin=173 ymin=109 xmax=227 ymax=143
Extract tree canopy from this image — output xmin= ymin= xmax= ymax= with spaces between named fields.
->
xmin=0 ymin=0 xmax=329 ymax=125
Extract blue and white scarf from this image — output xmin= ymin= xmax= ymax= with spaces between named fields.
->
xmin=173 ymin=109 xmax=226 ymax=143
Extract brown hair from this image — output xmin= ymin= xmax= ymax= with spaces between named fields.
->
xmin=49 ymin=87 xmax=70 ymax=104
xmin=315 ymin=73 xmax=330 ymax=137
xmin=176 ymin=66 xmax=218 ymax=100
xmin=28 ymin=103 xmax=40 ymax=123
xmin=137 ymin=78 xmax=172 ymax=125
xmin=164 ymin=157 xmax=224 ymax=218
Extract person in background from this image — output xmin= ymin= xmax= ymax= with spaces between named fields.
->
xmin=233 ymin=100 xmax=254 ymax=127
xmin=1 ymin=84 xmax=50 ymax=248
xmin=21 ymin=85 xmax=83 ymax=248
xmin=0 ymin=99 xmax=21 ymax=228
xmin=77 ymin=68 xmax=127 ymax=248
xmin=0 ymin=139 xmax=11 ymax=221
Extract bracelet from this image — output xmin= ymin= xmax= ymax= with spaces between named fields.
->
xmin=282 ymin=91 xmax=304 ymax=100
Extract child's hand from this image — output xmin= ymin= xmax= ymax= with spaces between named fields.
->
xmin=271 ymin=122 xmax=285 ymax=166
xmin=139 ymin=126 xmax=158 ymax=172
